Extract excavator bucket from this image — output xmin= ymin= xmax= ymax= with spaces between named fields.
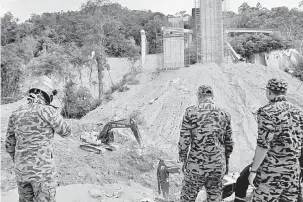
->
xmin=130 ymin=118 xmax=142 ymax=146
xmin=157 ymin=160 xmax=170 ymax=200
xmin=157 ymin=160 xmax=181 ymax=201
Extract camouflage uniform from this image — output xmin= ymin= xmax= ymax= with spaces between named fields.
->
xmin=251 ymin=78 xmax=303 ymax=202
xmin=5 ymin=92 xmax=71 ymax=202
xmin=179 ymin=85 xmax=234 ymax=202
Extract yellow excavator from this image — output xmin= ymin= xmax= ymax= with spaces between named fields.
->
xmin=79 ymin=118 xmax=142 ymax=153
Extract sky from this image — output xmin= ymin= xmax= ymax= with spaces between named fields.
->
xmin=0 ymin=0 xmax=301 ymax=22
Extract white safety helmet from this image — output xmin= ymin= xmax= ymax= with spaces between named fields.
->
xmin=29 ymin=75 xmax=57 ymax=104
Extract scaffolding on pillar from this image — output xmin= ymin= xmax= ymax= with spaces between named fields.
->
xmin=222 ymin=0 xmax=231 ymax=63
xmin=195 ymin=0 xmax=202 ymax=63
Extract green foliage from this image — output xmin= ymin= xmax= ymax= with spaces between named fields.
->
xmin=61 ymin=81 xmax=101 ymax=119
xmin=293 ymin=69 xmax=303 ymax=81
xmin=27 ymin=53 xmax=71 ymax=80
xmin=125 ymin=37 xmax=141 ymax=72
xmin=230 ymin=33 xmax=292 ymax=58
xmin=188 ymin=49 xmax=197 ymax=65
xmin=227 ymin=2 xmax=303 ymax=84
xmin=226 ymin=3 xmax=303 ymax=56
xmin=292 ymin=58 xmax=303 ymax=81
xmin=1 ymin=12 xmax=19 ymax=46
xmin=1 ymin=45 xmax=23 ymax=101
xmin=109 ymin=72 xmax=138 ymax=93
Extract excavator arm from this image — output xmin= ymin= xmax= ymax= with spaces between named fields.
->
xmin=97 ymin=118 xmax=142 ymax=146
xmin=80 ymin=118 xmax=142 ymax=153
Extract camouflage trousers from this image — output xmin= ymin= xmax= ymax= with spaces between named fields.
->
xmin=298 ymin=182 xmax=303 ymax=202
xmin=17 ymin=179 xmax=57 ymax=202
xmin=251 ymin=169 xmax=300 ymax=202
xmin=180 ymin=168 xmax=224 ymax=202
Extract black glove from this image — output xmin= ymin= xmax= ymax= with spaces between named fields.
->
xmin=225 ymin=158 xmax=229 ymax=175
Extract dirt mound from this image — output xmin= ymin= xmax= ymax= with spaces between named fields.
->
xmin=2 ymin=62 xmax=303 ymax=202
xmin=83 ymin=62 xmax=303 ymax=171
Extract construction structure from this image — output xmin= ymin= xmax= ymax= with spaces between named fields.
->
xmin=155 ymin=0 xmax=230 ymax=70
xmin=156 ymin=27 xmax=192 ymax=70
xmin=195 ymin=0 xmax=224 ymax=64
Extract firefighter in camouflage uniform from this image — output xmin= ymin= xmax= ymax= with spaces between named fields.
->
xmin=248 ymin=78 xmax=303 ymax=202
xmin=178 ymin=85 xmax=234 ymax=202
xmin=5 ymin=75 xmax=72 ymax=202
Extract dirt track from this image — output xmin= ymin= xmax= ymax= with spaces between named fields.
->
xmin=2 ymin=62 xmax=303 ymax=201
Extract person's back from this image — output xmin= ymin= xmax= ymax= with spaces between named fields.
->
xmin=259 ymin=96 xmax=303 ymax=171
xmin=185 ymin=102 xmax=233 ymax=173
xmin=5 ymin=76 xmax=71 ymax=202
xmin=7 ymin=100 xmax=71 ymax=182
xmin=249 ymin=78 xmax=303 ymax=202
xmin=178 ymin=85 xmax=234 ymax=202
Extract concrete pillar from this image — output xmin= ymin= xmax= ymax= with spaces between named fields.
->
xmin=141 ymin=30 xmax=146 ymax=68
xmin=199 ymin=0 xmax=223 ymax=64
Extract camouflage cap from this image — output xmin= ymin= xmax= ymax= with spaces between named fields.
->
xmin=197 ymin=85 xmax=213 ymax=96
xmin=266 ymin=78 xmax=288 ymax=93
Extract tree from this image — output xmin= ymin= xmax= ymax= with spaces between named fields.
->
xmin=1 ymin=45 xmax=23 ymax=99
xmin=80 ymin=0 xmax=111 ymax=99
xmin=27 ymin=52 xmax=71 ymax=81
xmin=238 ymin=2 xmax=251 ymax=14
xmin=1 ymin=12 xmax=19 ymax=46
xmin=64 ymin=43 xmax=88 ymax=84
xmin=230 ymin=33 xmax=292 ymax=58
xmin=125 ymin=37 xmax=140 ymax=72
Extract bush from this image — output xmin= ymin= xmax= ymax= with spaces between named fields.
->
xmin=1 ymin=45 xmax=23 ymax=101
xmin=291 ymin=57 xmax=303 ymax=81
xmin=61 ymin=81 xmax=101 ymax=119
xmin=109 ymin=71 xmax=139 ymax=94
xmin=293 ymin=69 xmax=303 ymax=81
xmin=190 ymin=51 xmax=197 ymax=65
xmin=230 ymin=33 xmax=292 ymax=58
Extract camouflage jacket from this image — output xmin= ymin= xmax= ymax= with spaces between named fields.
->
xmin=178 ymin=99 xmax=234 ymax=174
xmin=5 ymin=96 xmax=71 ymax=182
xmin=257 ymin=95 xmax=303 ymax=172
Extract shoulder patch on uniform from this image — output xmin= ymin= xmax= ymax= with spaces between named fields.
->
xmin=185 ymin=105 xmax=195 ymax=112
xmin=258 ymin=103 xmax=271 ymax=114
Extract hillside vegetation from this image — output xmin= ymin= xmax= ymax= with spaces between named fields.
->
xmin=1 ymin=0 xmax=171 ymax=105
xmin=224 ymin=2 xmax=303 ymax=79
xmin=2 ymin=1 xmax=303 ymax=105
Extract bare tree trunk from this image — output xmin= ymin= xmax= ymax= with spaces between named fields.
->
xmin=96 ymin=56 xmax=104 ymax=99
